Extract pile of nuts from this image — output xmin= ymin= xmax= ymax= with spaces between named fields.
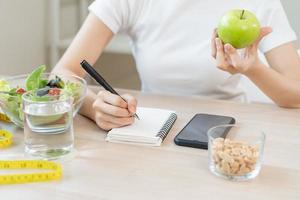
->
xmin=211 ymin=137 xmax=259 ymax=176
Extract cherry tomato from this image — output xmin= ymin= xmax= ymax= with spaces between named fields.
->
xmin=16 ymin=88 xmax=26 ymax=94
xmin=48 ymin=88 xmax=61 ymax=96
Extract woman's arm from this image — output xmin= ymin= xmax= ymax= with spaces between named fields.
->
xmin=52 ymin=13 xmax=137 ymax=130
xmin=52 ymin=13 xmax=113 ymax=121
xmin=247 ymin=42 xmax=300 ymax=107
xmin=212 ymin=27 xmax=300 ymax=108
xmin=53 ymin=13 xmax=113 ymax=77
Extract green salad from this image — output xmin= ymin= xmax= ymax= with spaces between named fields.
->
xmin=0 ymin=65 xmax=82 ymax=125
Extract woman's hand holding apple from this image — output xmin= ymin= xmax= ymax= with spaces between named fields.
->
xmin=211 ymin=27 xmax=272 ymax=75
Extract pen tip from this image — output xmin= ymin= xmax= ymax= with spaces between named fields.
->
xmin=135 ymin=114 xmax=140 ymax=120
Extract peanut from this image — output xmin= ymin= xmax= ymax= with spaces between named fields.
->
xmin=211 ymin=137 xmax=259 ymax=176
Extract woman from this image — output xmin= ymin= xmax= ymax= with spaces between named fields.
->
xmin=53 ymin=0 xmax=300 ymax=130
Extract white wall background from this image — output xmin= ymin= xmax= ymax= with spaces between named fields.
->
xmin=0 ymin=0 xmax=82 ymax=76
xmin=0 ymin=0 xmax=46 ymax=75
xmin=0 ymin=0 xmax=299 ymax=76
xmin=282 ymin=0 xmax=300 ymax=45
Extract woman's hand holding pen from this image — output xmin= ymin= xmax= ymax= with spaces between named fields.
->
xmin=92 ymin=91 xmax=137 ymax=131
xmin=211 ymin=27 xmax=272 ymax=75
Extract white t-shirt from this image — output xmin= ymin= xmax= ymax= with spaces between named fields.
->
xmin=89 ymin=0 xmax=297 ymax=101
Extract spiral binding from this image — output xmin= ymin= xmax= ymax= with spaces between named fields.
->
xmin=156 ymin=113 xmax=177 ymax=140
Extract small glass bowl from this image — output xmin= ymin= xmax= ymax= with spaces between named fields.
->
xmin=207 ymin=124 xmax=265 ymax=181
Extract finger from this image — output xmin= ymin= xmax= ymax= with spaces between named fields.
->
xmin=218 ymin=65 xmax=237 ymax=75
xmin=95 ymin=119 xmax=120 ymax=131
xmin=211 ymin=28 xmax=218 ymax=58
xmin=98 ymin=90 xmax=127 ymax=108
xmin=215 ymin=38 xmax=229 ymax=70
xmin=95 ymin=111 xmax=134 ymax=126
xmin=224 ymin=43 xmax=241 ymax=67
xmin=121 ymin=94 xmax=137 ymax=114
xmin=93 ymin=98 xmax=131 ymax=117
xmin=252 ymin=27 xmax=273 ymax=48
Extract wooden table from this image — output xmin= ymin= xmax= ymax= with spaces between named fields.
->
xmin=1 ymin=89 xmax=300 ymax=200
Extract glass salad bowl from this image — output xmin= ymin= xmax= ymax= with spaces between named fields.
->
xmin=0 ymin=73 xmax=87 ymax=128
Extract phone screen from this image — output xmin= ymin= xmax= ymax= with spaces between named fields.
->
xmin=174 ymin=114 xmax=235 ymax=149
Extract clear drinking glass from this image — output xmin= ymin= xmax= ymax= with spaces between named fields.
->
xmin=22 ymin=88 xmax=74 ymax=160
xmin=207 ymin=124 xmax=265 ymax=181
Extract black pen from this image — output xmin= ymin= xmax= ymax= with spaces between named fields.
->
xmin=80 ymin=60 xmax=140 ymax=120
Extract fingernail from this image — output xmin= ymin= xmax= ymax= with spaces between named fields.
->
xmin=130 ymin=105 xmax=136 ymax=113
xmin=224 ymin=45 xmax=229 ymax=51
xmin=225 ymin=44 xmax=231 ymax=52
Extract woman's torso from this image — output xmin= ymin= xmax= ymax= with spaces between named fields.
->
xmin=127 ymin=0 xmax=269 ymax=101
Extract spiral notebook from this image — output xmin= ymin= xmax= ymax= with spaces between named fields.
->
xmin=106 ymin=107 xmax=177 ymax=146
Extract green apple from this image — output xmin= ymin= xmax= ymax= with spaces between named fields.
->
xmin=217 ymin=9 xmax=261 ymax=49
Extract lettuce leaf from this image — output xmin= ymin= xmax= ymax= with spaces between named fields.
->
xmin=0 ymin=80 xmax=10 ymax=92
xmin=64 ymin=81 xmax=81 ymax=101
xmin=25 ymin=65 xmax=46 ymax=91
xmin=0 ymin=80 xmax=11 ymax=102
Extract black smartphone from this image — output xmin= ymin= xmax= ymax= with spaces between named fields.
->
xmin=174 ymin=114 xmax=235 ymax=149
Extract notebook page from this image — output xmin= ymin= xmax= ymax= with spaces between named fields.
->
xmin=108 ymin=107 xmax=175 ymax=138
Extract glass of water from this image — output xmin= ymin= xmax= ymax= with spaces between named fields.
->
xmin=22 ymin=88 xmax=74 ymax=160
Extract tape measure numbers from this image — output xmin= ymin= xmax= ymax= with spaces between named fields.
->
xmin=0 ymin=113 xmax=10 ymax=123
xmin=0 ymin=113 xmax=12 ymax=148
xmin=0 ymin=160 xmax=62 ymax=184
xmin=0 ymin=129 xmax=13 ymax=148
xmin=0 ymin=129 xmax=63 ymax=184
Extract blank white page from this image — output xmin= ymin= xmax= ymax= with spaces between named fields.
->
xmin=108 ymin=107 xmax=175 ymax=138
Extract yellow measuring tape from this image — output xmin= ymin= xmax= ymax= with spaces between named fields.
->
xmin=0 ymin=116 xmax=63 ymax=184
xmin=0 ymin=113 xmax=11 ymax=123
xmin=0 ymin=129 xmax=13 ymax=148
xmin=0 ymin=112 xmax=12 ymax=148
xmin=0 ymin=160 xmax=62 ymax=184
